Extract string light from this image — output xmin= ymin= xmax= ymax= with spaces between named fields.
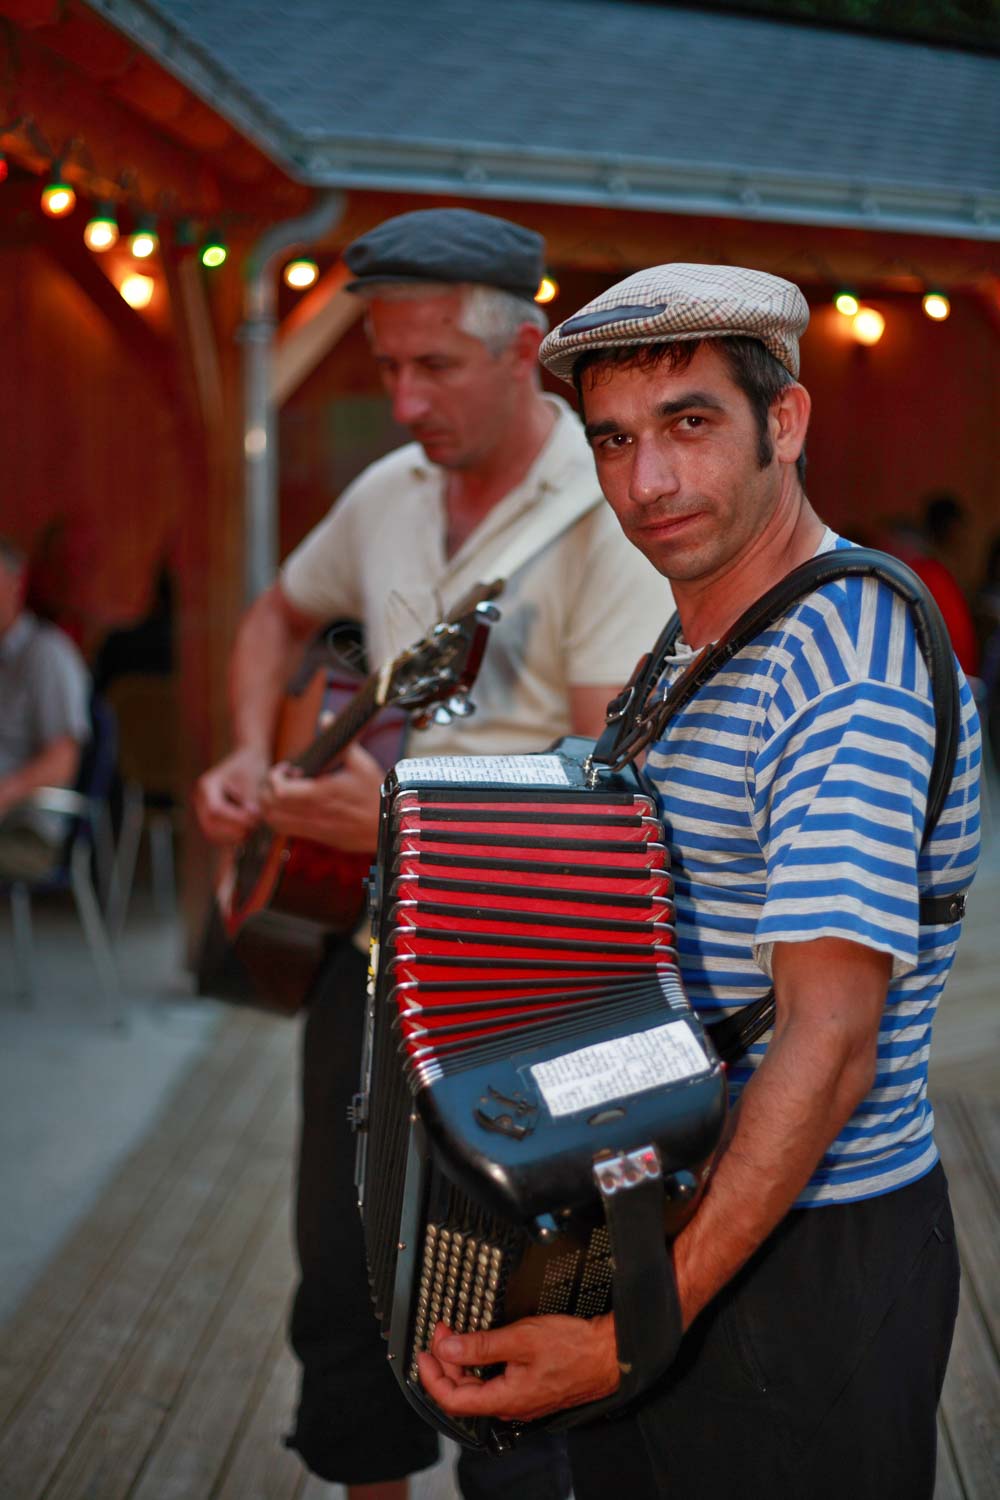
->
xmin=851 ymin=307 xmax=885 ymax=346
xmin=41 ymin=172 xmax=76 ymax=218
xmin=119 ymin=273 xmax=154 ymax=309
xmin=834 ymin=290 xmax=860 ymax=316
xmin=535 ymin=275 xmax=559 ymax=304
xmin=83 ymin=203 xmax=119 ymax=252
xmin=283 ymin=258 xmax=319 ymax=290
xmin=129 ymin=218 xmax=159 ymax=258
xmin=200 ymin=232 xmax=228 ymax=268
xmin=922 ymin=292 xmax=950 ymax=322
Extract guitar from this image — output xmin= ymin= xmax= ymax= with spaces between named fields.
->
xmin=215 ymin=580 xmax=503 ymax=1014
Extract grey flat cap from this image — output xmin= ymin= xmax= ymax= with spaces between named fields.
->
xmin=344 ymin=208 xmax=545 ymax=303
xmin=539 ymin=263 xmax=809 ymax=381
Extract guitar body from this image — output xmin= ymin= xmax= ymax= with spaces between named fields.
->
xmin=217 ymin=672 xmax=405 ymax=1015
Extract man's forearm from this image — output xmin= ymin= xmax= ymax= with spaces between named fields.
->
xmin=0 ymin=735 xmax=81 ymax=807
xmin=228 ymin=586 xmax=313 ymax=755
xmin=673 ymin=1010 xmax=877 ymax=1329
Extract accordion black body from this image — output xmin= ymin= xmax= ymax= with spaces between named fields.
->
xmin=355 ymin=739 xmax=727 ymax=1449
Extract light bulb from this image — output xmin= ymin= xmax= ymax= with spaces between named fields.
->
xmin=119 ymin=273 xmax=154 ymax=309
xmin=535 ymin=275 xmax=559 ymax=304
xmin=922 ymin=293 xmax=950 ymax=322
xmin=852 ymin=307 xmax=885 ymax=346
xmin=200 ymin=237 xmax=228 ymax=268
xmin=129 ymin=227 xmax=158 ymax=259
xmin=84 ymin=207 xmax=119 ymax=252
xmin=834 ymin=290 xmax=860 ymax=317
xmin=41 ymin=179 xmax=76 ymax=218
xmin=284 ymin=258 xmax=319 ymax=289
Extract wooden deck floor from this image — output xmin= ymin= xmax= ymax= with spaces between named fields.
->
xmin=1 ymin=889 xmax=997 ymax=1499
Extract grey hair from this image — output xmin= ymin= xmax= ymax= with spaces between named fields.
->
xmin=361 ymin=281 xmax=547 ymax=355
xmin=0 ymin=536 xmax=26 ymax=574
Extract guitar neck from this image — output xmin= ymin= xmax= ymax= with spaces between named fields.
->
xmin=284 ymin=579 xmax=502 ymax=781
xmin=291 ymin=672 xmax=381 ymax=777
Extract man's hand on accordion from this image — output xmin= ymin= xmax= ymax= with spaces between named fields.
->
xmin=417 ymin=1313 xmax=621 ymax=1422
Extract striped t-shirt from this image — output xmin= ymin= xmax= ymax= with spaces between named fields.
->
xmin=644 ymin=534 xmax=981 ymax=1206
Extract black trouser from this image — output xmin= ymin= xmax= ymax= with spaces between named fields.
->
xmin=567 ymin=1161 xmax=960 ymax=1500
xmin=287 ymin=941 xmax=572 ymax=1497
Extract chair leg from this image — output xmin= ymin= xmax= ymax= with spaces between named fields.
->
xmin=70 ymin=841 xmax=126 ymax=1029
xmin=93 ymin=799 xmax=120 ymax=918
xmin=149 ymin=812 xmax=176 ymax=918
xmin=10 ymin=881 xmax=36 ymax=1005
xmin=109 ymin=779 xmax=144 ymax=941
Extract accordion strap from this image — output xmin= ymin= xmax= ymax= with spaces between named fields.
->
xmin=592 ymin=548 xmax=968 ymax=1067
xmin=544 ymin=1150 xmax=685 ymax=1431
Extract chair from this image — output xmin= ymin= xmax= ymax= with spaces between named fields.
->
xmin=103 ymin=673 xmax=182 ymax=937
xmin=4 ymin=695 xmax=125 ymax=1027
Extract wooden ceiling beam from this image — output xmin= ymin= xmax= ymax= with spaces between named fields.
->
xmin=162 ymin=248 xmax=225 ymax=437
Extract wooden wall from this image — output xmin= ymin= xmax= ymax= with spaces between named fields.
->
xmin=2 ymin=245 xmax=185 ymax=648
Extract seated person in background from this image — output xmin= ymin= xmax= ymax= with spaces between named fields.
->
xmin=0 ymin=536 xmax=91 ymax=881
xmin=92 ymin=562 xmax=175 ymax=695
xmin=882 ymin=494 xmax=979 ymax=677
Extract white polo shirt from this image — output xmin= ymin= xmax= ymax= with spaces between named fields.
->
xmin=281 ymin=396 xmax=672 ymax=757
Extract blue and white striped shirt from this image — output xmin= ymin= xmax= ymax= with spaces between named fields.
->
xmin=645 ymin=534 xmax=981 ymax=1205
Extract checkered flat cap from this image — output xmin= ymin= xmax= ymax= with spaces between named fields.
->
xmin=539 ymin=263 xmax=809 ymax=381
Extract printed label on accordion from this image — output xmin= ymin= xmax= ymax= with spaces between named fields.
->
xmin=394 ymin=754 xmax=572 ymax=786
xmin=530 ymin=1022 xmax=710 ymax=1117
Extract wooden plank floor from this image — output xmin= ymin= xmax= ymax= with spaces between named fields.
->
xmin=2 ymin=882 xmax=997 ymax=1499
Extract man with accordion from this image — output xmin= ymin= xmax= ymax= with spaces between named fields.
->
xmin=416 ymin=265 xmax=981 ymax=1499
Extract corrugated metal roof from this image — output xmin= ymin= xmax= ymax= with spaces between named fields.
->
xmin=87 ymin=0 xmax=1000 ymax=237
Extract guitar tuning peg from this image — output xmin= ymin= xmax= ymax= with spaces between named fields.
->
xmin=447 ymin=694 xmax=475 ymax=718
xmin=410 ymin=711 xmax=431 ymax=731
xmin=431 ymin=705 xmax=453 ymax=726
xmin=475 ymin=602 xmax=501 ymax=622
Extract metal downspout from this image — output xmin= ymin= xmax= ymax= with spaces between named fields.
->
xmin=240 ymin=190 xmax=345 ymax=602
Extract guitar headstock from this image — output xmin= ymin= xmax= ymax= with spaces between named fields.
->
xmin=381 ymin=579 xmax=503 ymax=725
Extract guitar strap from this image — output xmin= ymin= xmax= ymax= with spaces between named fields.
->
xmin=591 ymin=547 xmax=970 ymax=1065
xmin=463 ymin=480 xmax=605 ymax=593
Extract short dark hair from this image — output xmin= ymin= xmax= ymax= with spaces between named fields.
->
xmin=572 ymin=335 xmax=807 ymax=485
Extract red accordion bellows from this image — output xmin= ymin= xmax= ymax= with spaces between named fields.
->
xmin=383 ymin=788 xmax=676 ymax=1059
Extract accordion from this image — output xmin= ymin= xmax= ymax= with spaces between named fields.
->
xmin=355 ymin=738 xmax=727 ymax=1449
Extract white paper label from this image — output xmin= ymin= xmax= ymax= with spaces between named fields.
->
xmin=530 ymin=1022 xmax=710 ymax=1118
xmin=394 ymin=754 xmax=571 ymax=786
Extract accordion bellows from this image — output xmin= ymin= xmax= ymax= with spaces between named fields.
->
xmin=355 ymin=740 xmax=727 ymax=1449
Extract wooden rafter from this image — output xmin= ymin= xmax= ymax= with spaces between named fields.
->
xmin=272 ymin=263 xmax=362 ymax=407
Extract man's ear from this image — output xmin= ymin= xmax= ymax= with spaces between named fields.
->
xmin=507 ymin=321 xmax=545 ymax=380
xmin=771 ymin=381 xmax=811 ymax=468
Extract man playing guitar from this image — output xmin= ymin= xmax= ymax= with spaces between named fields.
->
xmin=195 ymin=208 xmax=670 ymax=1500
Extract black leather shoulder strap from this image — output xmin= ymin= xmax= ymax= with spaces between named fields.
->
xmin=596 ymin=547 xmax=962 ymax=852
xmin=599 ymin=547 xmax=969 ymax=1068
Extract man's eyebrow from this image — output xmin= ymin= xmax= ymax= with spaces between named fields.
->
xmin=583 ymin=419 xmax=622 ymax=440
xmin=584 ymin=390 xmax=726 ymax=442
xmin=657 ymin=391 xmax=726 ymax=417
